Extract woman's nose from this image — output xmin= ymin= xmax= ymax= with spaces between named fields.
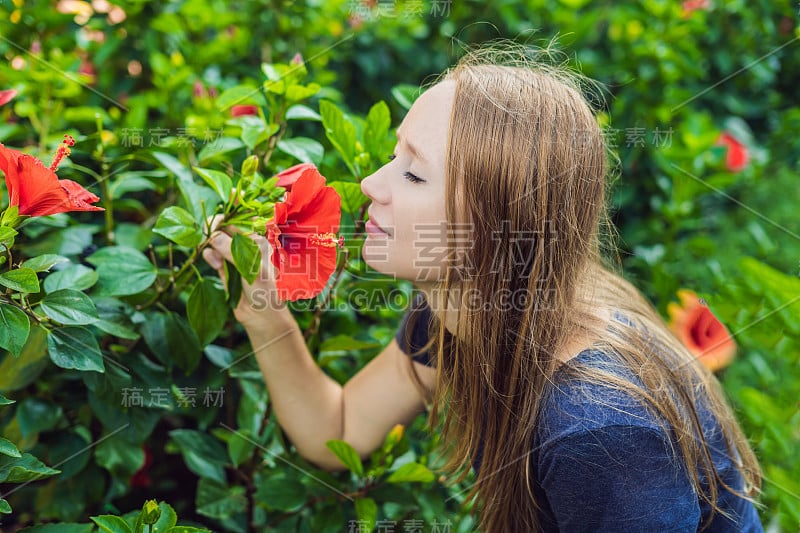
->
xmin=360 ymin=169 xmax=390 ymax=204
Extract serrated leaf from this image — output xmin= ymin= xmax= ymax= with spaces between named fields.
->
xmin=0 ymin=303 xmax=30 ymax=356
xmin=0 ymin=268 xmax=40 ymax=293
xmin=386 ymin=461 xmax=435 ymax=483
xmin=187 ymin=278 xmax=228 ymax=346
xmin=231 ymin=233 xmax=261 ymax=284
xmin=153 ymin=206 xmax=203 ymax=247
xmin=277 ymin=137 xmax=325 ymax=165
xmin=193 ymin=168 xmax=233 ymax=204
xmin=255 ymin=473 xmax=306 ymax=511
xmin=325 ymin=439 xmax=364 ymax=476
xmin=0 ymin=452 xmax=60 ymax=483
xmin=195 ymin=477 xmax=247 ymax=520
xmin=21 ymin=254 xmax=69 ymax=272
xmin=91 ymin=515 xmax=134 ymax=533
xmin=330 ymin=181 xmax=369 ymax=214
xmin=47 ymin=326 xmax=104 ymax=373
xmin=41 ymin=289 xmax=99 ymax=325
xmin=170 ymin=429 xmax=228 ymax=483
xmin=86 ymin=246 xmax=157 ymax=297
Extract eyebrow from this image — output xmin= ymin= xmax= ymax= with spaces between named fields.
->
xmin=395 ymin=128 xmax=427 ymax=163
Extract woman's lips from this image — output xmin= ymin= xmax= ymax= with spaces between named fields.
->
xmin=366 ymin=218 xmax=389 ymax=236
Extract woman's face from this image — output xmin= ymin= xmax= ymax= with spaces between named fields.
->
xmin=360 ymin=81 xmax=457 ymax=283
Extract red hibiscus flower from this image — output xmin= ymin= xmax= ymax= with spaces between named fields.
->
xmin=0 ymin=89 xmax=17 ymax=107
xmin=266 ymin=165 xmax=344 ymax=301
xmin=130 ymin=446 xmax=153 ymax=488
xmin=681 ymin=0 xmax=711 ymax=17
xmin=0 ymin=135 xmax=104 ymax=217
xmin=230 ymin=105 xmax=259 ymax=117
xmin=274 ymin=162 xmax=317 ymax=191
xmin=716 ymin=131 xmax=749 ymax=172
xmin=667 ymin=289 xmax=736 ymax=372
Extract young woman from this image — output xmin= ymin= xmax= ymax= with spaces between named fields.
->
xmin=203 ymin=47 xmax=763 ymax=532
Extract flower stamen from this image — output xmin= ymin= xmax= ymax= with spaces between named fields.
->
xmin=49 ymin=134 xmax=75 ymax=172
xmin=309 ymin=232 xmax=345 ymax=248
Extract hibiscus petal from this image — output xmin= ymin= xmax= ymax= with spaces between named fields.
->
xmin=274 ymin=236 xmax=338 ymax=301
xmin=275 ymin=163 xmax=318 ymax=191
xmin=0 ymin=89 xmax=17 ymax=107
xmin=12 ymin=154 xmax=71 ymax=216
xmin=60 ymin=179 xmax=104 ymax=211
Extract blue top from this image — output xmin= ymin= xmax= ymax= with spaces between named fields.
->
xmin=394 ymin=293 xmax=763 ymax=532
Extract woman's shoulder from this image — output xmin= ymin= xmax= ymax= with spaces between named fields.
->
xmin=537 ymin=348 xmax=665 ymax=446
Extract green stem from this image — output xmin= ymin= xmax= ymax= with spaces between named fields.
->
xmin=99 ymin=161 xmax=114 ymax=245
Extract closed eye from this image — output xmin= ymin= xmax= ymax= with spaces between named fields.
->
xmin=403 ymin=171 xmax=424 ymax=183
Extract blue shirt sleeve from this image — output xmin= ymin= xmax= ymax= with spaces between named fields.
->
xmin=537 ymin=424 xmax=700 ymax=532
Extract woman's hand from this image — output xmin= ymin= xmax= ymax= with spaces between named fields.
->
xmin=202 ymin=219 xmax=293 ymax=333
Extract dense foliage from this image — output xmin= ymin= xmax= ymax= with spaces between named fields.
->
xmin=1 ymin=1 xmax=798 ymax=531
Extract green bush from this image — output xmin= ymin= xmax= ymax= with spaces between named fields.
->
xmin=1 ymin=1 xmax=798 ymax=531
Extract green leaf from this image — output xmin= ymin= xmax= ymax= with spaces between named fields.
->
xmin=277 ymin=137 xmax=325 ymax=165
xmin=0 ymin=437 xmax=21 ymax=458
xmin=319 ymin=335 xmax=381 ymax=353
xmin=197 ymin=137 xmax=245 ymax=164
xmin=94 ymin=435 xmax=144 ymax=477
xmin=325 ymin=439 xmax=364 ymax=476
xmin=47 ymin=326 xmax=104 ymax=373
xmin=86 ymin=246 xmax=157 ymax=297
xmin=386 ymin=461 xmax=435 ymax=483
xmin=165 ymin=528 xmax=213 ymax=533
xmin=43 ymin=263 xmax=98 ymax=293
xmin=255 ymin=473 xmax=306 ymax=511
xmin=215 ymin=85 xmax=265 ymax=111
xmin=170 ymin=429 xmax=228 ymax=483
xmin=141 ymin=311 xmax=202 ymax=373
xmin=187 ymin=278 xmax=228 ymax=346
xmin=0 ymin=498 xmax=10 ymax=514
xmin=0 ymin=393 xmax=14 ymax=405
xmin=0 ymin=226 xmax=17 ymax=244
xmin=21 ymin=254 xmax=68 ymax=272
xmin=41 ymin=289 xmax=99 ymax=326
xmin=193 ymin=167 xmax=233 ymax=204
xmin=195 ymin=477 xmax=247 ymax=520
xmin=17 ymin=398 xmax=63 ymax=437
xmin=391 ymin=84 xmax=422 ymax=111
xmin=1 ymin=205 xmax=20 ymax=227
xmin=330 ymin=181 xmax=369 ymax=215
xmin=226 ymin=429 xmax=255 ymax=468
xmin=0 ymin=303 xmax=30 ymax=356
xmin=0 ymin=268 xmax=40 ymax=293
xmin=285 ymin=82 xmax=321 ymax=102
xmin=18 ymin=524 xmax=95 ymax=533
xmin=0 ymin=326 xmax=48 ymax=391
xmin=286 ymin=104 xmax=321 ymax=121
xmin=91 ymin=515 xmax=134 ymax=533
xmin=364 ymin=101 xmax=391 ymax=160
xmin=0 ymin=452 xmax=60 ymax=483
xmin=153 ymin=206 xmax=203 ymax=247
xmin=231 ymin=233 xmax=261 ymax=285
xmin=319 ymin=100 xmax=357 ymax=175
xmin=354 ymin=497 xmax=378 ymax=531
